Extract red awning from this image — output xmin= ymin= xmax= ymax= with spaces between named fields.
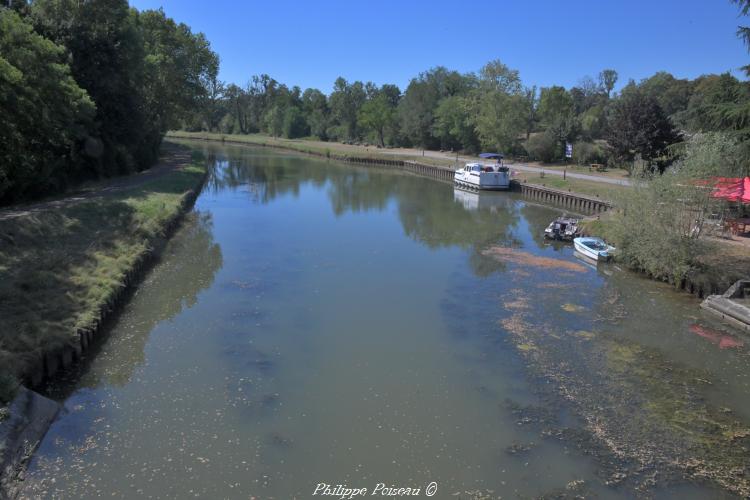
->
xmin=711 ymin=177 xmax=748 ymax=202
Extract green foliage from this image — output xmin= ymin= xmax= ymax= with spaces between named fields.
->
xmin=537 ymin=86 xmax=579 ymax=159
xmin=580 ymin=105 xmax=607 ymax=140
xmin=639 ymin=71 xmax=693 ymax=118
xmin=0 ymin=8 xmax=95 ymax=202
xmin=571 ymin=141 xmax=608 ymax=166
xmin=264 ymin=105 xmax=284 ymax=137
xmin=398 ymin=66 xmax=476 ymax=148
xmin=432 ymin=95 xmax=478 ymax=151
xmin=358 ymin=89 xmax=399 ymax=146
xmin=329 ymin=77 xmax=366 ymax=140
xmin=607 ymin=85 xmax=681 ymax=173
xmin=0 ymin=1 xmax=218 ymax=204
xmin=603 ymin=133 xmax=740 ymax=282
xmin=282 ymin=106 xmax=308 ymax=139
xmin=599 ymin=69 xmax=618 ymax=97
xmin=524 ymin=132 xmax=559 ymax=163
xmin=475 ymin=91 xmax=527 ymax=154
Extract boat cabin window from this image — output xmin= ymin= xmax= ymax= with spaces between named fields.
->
xmin=471 ymin=165 xmax=482 ymax=172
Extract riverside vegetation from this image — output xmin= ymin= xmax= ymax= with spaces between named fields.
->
xmin=0 ymin=147 xmax=206 ymax=404
xmin=1 ymin=0 xmax=217 ymax=401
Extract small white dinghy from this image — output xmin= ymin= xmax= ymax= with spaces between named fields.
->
xmin=573 ymin=237 xmax=615 ymax=261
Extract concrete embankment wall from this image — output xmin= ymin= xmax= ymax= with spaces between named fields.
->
xmin=168 ymin=133 xmax=613 ymax=214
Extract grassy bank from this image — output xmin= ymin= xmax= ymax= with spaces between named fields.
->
xmin=0 ymin=146 xmax=207 ymax=403
xmin=511 ymin=171 xmax=624 ymax=200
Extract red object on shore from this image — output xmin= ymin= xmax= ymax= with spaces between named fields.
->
xmin=709 ymin=176 xmax=750 ymax=203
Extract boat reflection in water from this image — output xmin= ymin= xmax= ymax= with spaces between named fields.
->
xmin=453 ymin=187 xmax=513 ymax=213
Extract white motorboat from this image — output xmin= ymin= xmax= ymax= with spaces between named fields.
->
xmin=544 ymin=217 xmax=580 ymax=241
xmin=454 ymin=153 xmax=510 ymax=191
xmin=573 ymin=237 xmax=615 ymax=261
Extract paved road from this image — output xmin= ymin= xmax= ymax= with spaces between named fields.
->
xmin=0 ymin=146 xmax=191 ymax=221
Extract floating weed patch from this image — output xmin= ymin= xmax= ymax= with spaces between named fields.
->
xmin=561 ymin=303 xmax=586 ymax=313
xmin=503 ymin=297 xmax=529 ymax=310
xmin=482 ymin=247 xmax=586 ymax=273
xmin=503 ymin=306 xmax=750 ymax=496
xmin=574 ymin=330 xmax=596 ymax=340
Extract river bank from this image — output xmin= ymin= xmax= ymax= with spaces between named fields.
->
xmin=0 ymin=144 xmax=207 ymax=495
xmin=166 ymin=131 xmax=627 ymax=200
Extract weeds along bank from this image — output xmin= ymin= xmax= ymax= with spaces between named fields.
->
xmin=0 ymin=147 xmax=208 ymax=406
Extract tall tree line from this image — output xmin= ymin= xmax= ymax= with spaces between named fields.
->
xmin=0 ymin=1 xmax=218 ymax=203
xmin=198 ymin=58 xmax=749 ymax=175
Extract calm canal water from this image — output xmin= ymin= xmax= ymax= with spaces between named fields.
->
xmin=21 ymin=141 xmax=750 ymax=499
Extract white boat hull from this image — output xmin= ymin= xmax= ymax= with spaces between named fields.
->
xmin=454 ymin=171 xmax=510 ymax=191
xmin=574 ymin=240 xmax=602 ymax=260
xmin=573 ymin=237 xmax=614 ymax=261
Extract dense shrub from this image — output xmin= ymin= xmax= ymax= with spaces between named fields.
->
xmin=524 ymin=132 xmax=559 ymax=163
xmin=572 ymin=141 xmax=609 ymax=166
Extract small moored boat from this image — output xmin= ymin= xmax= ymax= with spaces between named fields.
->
xmin=573 ymin=237 xmax=615 ymax=261
xmin=454 ymin=153 xmax=510 ymax=191
xmin=544 ymin=217 xmax=580 ymax=241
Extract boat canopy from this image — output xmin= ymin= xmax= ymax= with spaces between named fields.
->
xmin=479 ymin=153 xmax=503 ymax=160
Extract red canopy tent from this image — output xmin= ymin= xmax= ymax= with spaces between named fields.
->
xmin=710 ymin=177 xmax=750 ymax=203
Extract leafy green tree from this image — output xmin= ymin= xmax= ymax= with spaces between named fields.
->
xmin=432 ymin=95 xmax=478 ymax=151
xmin=537 ymin=86 xmax=579 ymax=159
xmin=598 ymin=69 xmax=618 ymax=98
xmin=524 ymin=132 xmax=559 ymax=163
xmin=523 ymin=86 xmax=538 ymax=140
xmin=302 ymin=88 xmax=329 ymax=139
xmin=282 ymin=106 xmax=308 ymax=138
xmin=31 ymin=0 xmax=148 ymax=173
xmin=580 ymin=105 xmax=607 ymax=140
xmin=474 ymin=91 xmax=527 ymax=153
xmin=329 ymin=77 xmax=366 ymax=140
xmin=358 ymin=93 xmax=397 ymax=146
xmin=478 ymin=59 xmax=522 ymax=94
xmin=398 ymin=67 xmax=476 ymax=148
xmin=607 ymin=85 xmax=681 ymax=173
xmin=0 ymin=8 xmax=95 ymax=202
xmin=639 ymin=71 xmax=693 ymax=118
xmin=264 ymin=104 xmax=284 ymax=137
xmin=570 ymin=76 xmax=605 ymax=114
xmin=139 ymin=9 xmax=219 ymax=138
xmin=732 ymin=0 xmax=750 ymax=75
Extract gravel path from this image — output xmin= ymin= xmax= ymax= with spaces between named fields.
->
xmin=0 ymin=146 xmax=192 ymax=221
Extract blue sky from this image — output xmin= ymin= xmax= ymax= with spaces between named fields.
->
xmin=130 ymin=0 xmax=749 ymax=94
